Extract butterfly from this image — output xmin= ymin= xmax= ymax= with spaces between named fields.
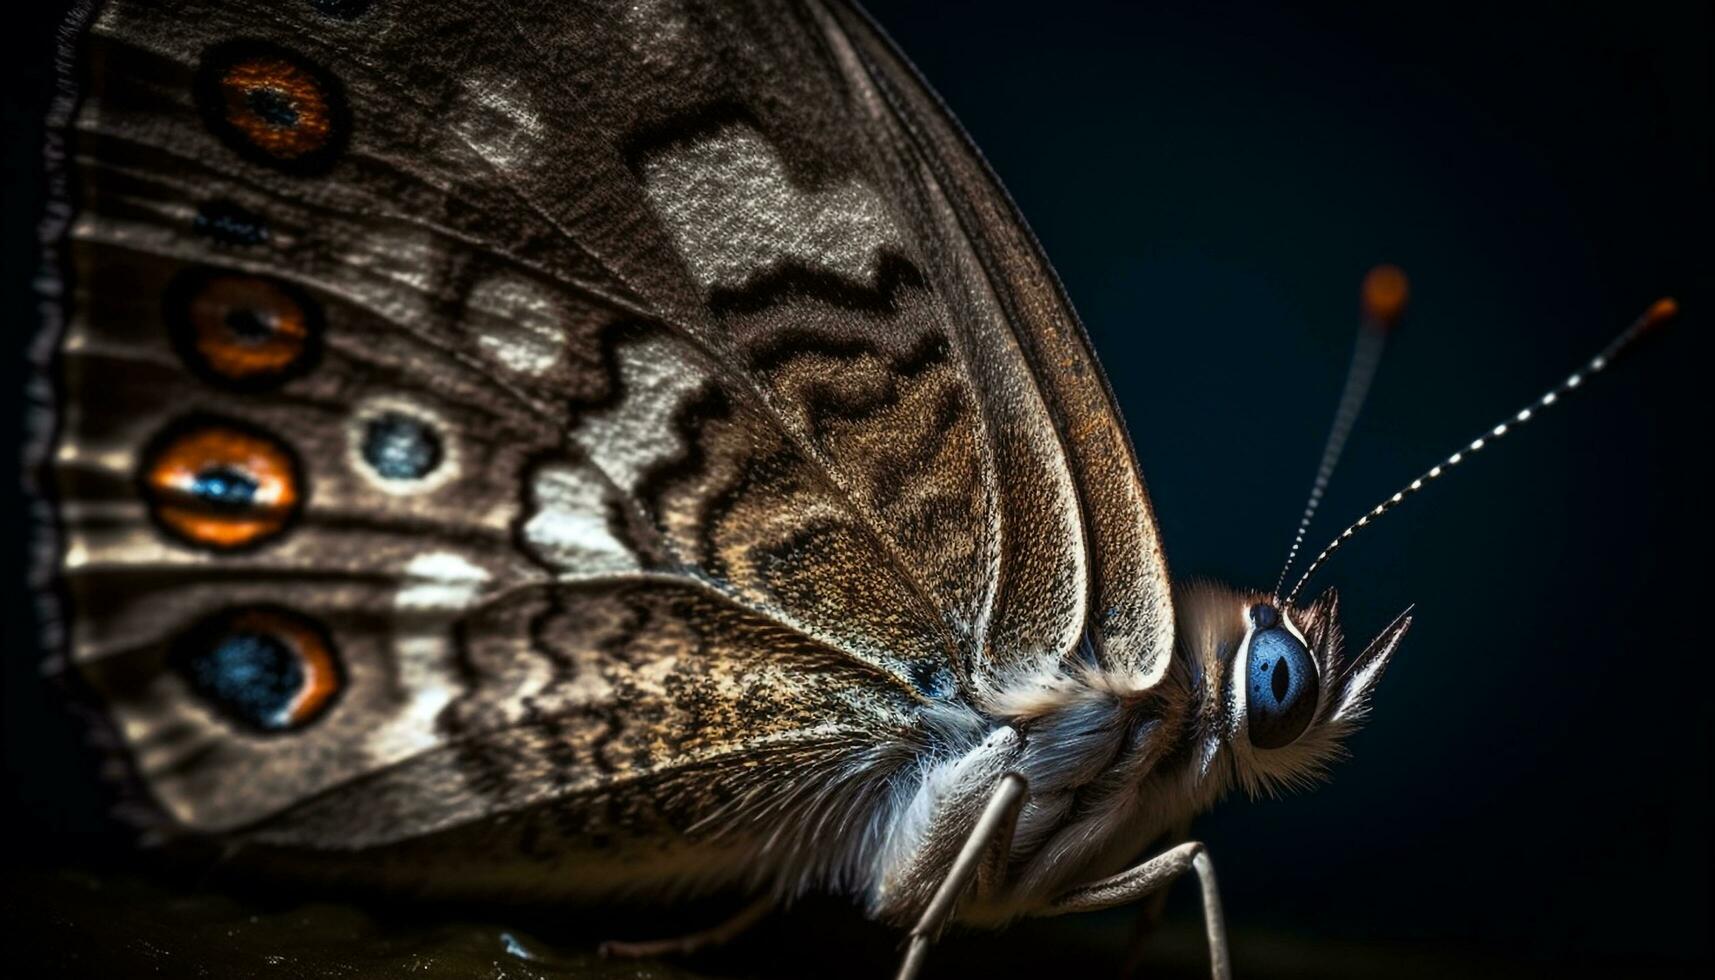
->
xmin=32 ymin=1 xmax=1676 ymax=978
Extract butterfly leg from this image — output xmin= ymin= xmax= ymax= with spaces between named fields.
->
xmin=598 ymin=895 xmax=773 ymax=959
xmin=1121 ymin=819 xmax=1192 ymax=977
xmin=1042 ymin=841 xmax=1231 ymax=980
xmin=893 ymin=772 xmax=1028 ymax=980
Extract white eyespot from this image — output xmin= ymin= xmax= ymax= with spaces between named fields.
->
xmin=384 ymin=551 xmax=491 ymax=760
xmin=451 ymin=76 xmax=544 ymax=172
xmin=396 ymin=551 xmax=490 ymax=612
xmin=467 ymin=275 xmax=566 ymax=376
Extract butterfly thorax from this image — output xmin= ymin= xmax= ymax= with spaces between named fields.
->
xmin=903 ymin=581 xmax=1360 ymax=921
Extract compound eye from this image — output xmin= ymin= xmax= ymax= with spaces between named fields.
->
xmin=1245 ymin=619 xmax=1320 ymax=749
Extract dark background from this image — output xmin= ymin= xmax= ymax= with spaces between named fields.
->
xmin=2 ymin=0 xmax=1709 ymax=976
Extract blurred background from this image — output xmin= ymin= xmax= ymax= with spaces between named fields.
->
xmin=3 ymin=0 xmax=1709 ymax=976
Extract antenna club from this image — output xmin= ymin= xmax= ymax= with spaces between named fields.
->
xmin=1643 ymin=297 xmax=1679 ymax=331
xmin=1361 ymin=265 xmax=1409 ymax=332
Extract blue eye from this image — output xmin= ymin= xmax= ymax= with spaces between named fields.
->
xmin=1244 ymin=613 xmax=1320 ymax=749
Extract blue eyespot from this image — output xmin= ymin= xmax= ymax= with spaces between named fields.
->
xmin=184 ymin=632 xmax=302 ymax=731
xmin=174 ymin=607 xmax=342 ymax=732
xmin=1244 ymin=615 xmax=1320 ymax=749
xmin=193 ymin=200 xmax=269 ymax=246
xmin=361 ymin=412 xmax=442 ymax=481
xmin=190 ymin=466 xmax=259 ymax=508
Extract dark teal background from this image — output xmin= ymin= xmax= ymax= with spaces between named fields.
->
xmin=859 ymin=0 xmax=1710 ymax=966
xmin=4 ymin=0 xmax=1709 ymax=974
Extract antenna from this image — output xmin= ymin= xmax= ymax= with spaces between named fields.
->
xmin=1281 ymin=296 xmax=1678 ymax=609
xmin=1272 ymin=266 xmax=1408 ymax=602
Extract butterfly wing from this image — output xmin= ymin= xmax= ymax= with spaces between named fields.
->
xmin=811 ymin=1 xmax=1176 ymax=690
xmin=40 ymin=0 xmax=1171 ymax=863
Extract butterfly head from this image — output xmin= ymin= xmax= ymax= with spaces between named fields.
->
xmin=1198 ymin=272 xmax=1674 ymax=795
xmin=1175 ymin=582 xmax=1411 ymax=797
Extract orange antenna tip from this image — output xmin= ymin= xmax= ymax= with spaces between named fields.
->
xmin=1361 ymin=264 xmax=1409 ymax=331
xmin=1643 ymin=297 xmax=1678 ymax=330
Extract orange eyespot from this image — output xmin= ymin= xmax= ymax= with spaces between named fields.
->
xmin=173 ymin=606 xmax=342 ymax=732
xmin=166 ymin=269 xmax=322 ymax=389
xmin=196 ymin=40 xmax=349 ymax=174
xmin=141 ymin=417 xmax=304 ymax=551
